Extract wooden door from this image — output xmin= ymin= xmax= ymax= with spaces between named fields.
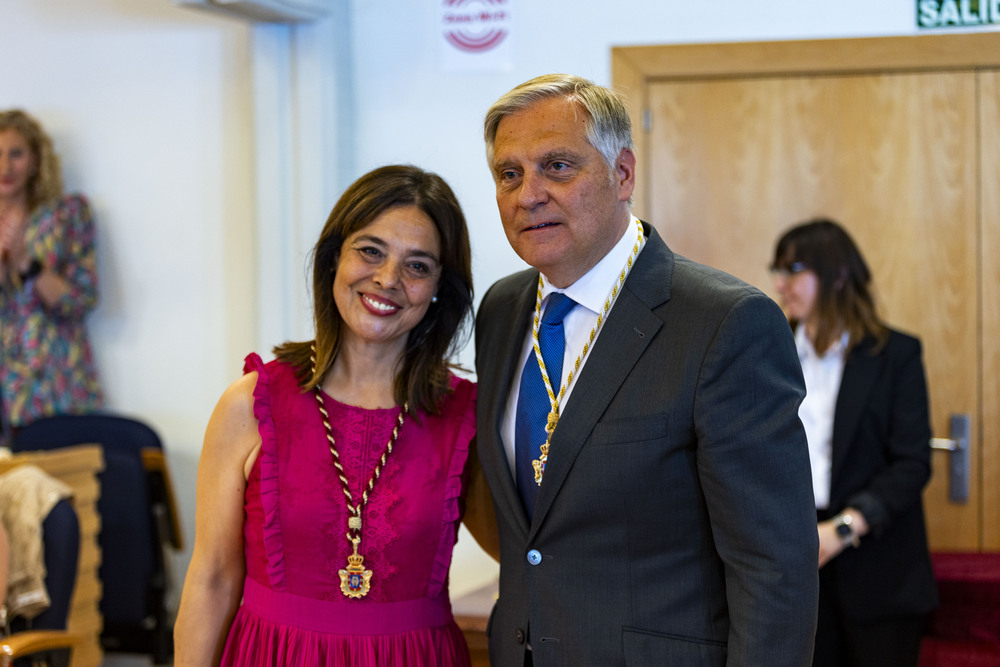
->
xmin=613 ymin=34 xmax=1000 ymax=551
xmin=982 ymin=70 xmax=1000 ymax=552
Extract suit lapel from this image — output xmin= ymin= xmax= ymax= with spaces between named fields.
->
xmin=479 ymin=271 xmax=538 ymax=536
xmin=529 ymin=225 xmax=672 ymax=536
xmin=831 ymin=338 xmax=881 ymax=485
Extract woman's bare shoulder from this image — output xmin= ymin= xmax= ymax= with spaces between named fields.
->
xmin=203 ymin=372 xmax=262 ymax=478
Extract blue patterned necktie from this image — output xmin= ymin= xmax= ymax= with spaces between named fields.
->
xmin=515 ymin=292 xmax=577 ymax=518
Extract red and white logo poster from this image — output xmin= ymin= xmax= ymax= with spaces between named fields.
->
xmin=440 ymin=0 xmax=513 ymax=72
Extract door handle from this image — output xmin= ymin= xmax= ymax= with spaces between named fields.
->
xmin=929 ymin=413 xmax=971 ymax=503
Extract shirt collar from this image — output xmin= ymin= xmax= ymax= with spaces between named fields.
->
xmin=795 ymin=324 xmax=849 ymax=362
xmin=540 ymin=215 xmax=644 ymax=314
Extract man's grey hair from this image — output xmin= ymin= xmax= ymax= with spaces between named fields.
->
xmin=483 ymin=73 xmax=635 ymax=175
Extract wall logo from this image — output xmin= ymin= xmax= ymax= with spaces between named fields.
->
xmin=442 ymin=0 xmax=511 ymax=54
xmin=918 ymin=0 xmax=1000 ymax=28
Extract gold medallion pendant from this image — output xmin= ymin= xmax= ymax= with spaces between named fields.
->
xmin=338 ymin=538 xmax=373 ymax=598
xmin=532 ymin=444 xmax=549 ymax=486
xmin=532 ymin=410 xmax=559 ymax=486
xmin=310 ymin=344 xmax=407 ymax=600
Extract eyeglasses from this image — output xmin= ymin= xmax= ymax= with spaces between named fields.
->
xmin=769 ymin=261 xmax=809 ymax=280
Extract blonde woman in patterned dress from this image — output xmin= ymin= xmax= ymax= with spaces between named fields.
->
xmin=0 ymin=109 xmax=102 ymax=443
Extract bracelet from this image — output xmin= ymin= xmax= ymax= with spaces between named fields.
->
xmin=19 ymin=259 xmax=43 ymax=283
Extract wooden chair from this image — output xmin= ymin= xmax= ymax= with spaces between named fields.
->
xmin=0 ymin=630 xmax=80 ymax=667
xmin=0 ymin=447 xmax=103 ymax=667
xmin=13 ymin=415 xmax=182 ymax=664
xmin=1 ymin=496 xmax=83 ymax=667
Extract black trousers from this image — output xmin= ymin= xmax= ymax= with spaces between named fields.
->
xmin=813 ymin=564 xmax=925 ymax=667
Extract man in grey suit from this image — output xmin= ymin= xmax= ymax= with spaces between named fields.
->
xmin=474 ymin=73 xmax=819 ymax=666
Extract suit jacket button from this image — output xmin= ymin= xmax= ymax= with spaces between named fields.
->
xmin=515 ymin=628 xmax=526 ymax=644
xmin=527 ymin=549 xmax=542 ymax=565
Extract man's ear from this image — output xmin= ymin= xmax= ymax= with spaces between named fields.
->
xmin=616 ymin=147 xmax=637 ymax=203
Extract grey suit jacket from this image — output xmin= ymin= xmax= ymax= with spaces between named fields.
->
xmin=474 ymin=225 xmax=819 ymax=666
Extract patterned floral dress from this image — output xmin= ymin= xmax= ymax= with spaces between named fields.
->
xmin=0 ymin=193 xmax=102 ymax=430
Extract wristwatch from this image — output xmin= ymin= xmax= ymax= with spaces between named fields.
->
xmin=834 ymin=513 xmax=860 ymax=548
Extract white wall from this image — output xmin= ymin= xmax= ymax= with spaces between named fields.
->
xmin=348 ymin=0 xmax=923 ymax=352
xmin=1 ymin=0 xmax=954 ymax=609
xmin=345 ymin=0 xmax=928 ymax=597
xmin=1 ymin=0 xmax=258 ymax=609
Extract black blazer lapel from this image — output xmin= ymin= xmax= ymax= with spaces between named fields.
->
xmin=831 ymin=338 xmax=882 ymax=490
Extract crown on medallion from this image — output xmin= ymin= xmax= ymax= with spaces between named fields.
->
xmin=347 ymin=552 xmax=365 ymax=568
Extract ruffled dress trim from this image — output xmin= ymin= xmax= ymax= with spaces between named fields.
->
xmin=243 ymin=352 xmax=286 ymax=589
xmin=222 ymin=599 xmax=471 ymax=667
xmin=427 ymin=376 xmax=477 ymax=599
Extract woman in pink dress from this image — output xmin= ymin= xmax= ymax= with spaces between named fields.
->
xmin=175 ymin=165 xmax=493 ymax=665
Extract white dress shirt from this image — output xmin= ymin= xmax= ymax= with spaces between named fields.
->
xmin=500 ymin=216 xmax=646 ymax=477
xmin=795 ymin=325 xmax=849 ymax=510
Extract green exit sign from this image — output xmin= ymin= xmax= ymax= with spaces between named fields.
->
xmin=918 ymin=1 xmax=1000 ymax=28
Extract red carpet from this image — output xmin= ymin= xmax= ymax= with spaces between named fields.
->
xmin=920 ymin=553 xmax=1000 ymax=666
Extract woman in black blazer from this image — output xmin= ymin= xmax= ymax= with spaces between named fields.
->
xmin=771 ymin=219 xmax=938 ymax=667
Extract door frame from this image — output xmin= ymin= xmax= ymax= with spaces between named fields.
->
xmin=612 ymin=32 xmax=1000 ymax=550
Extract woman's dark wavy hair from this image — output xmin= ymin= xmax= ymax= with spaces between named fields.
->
xmin=273 ymin=165 xmax=473 ymax=416
xmin=772 ymin=218 xmax=887 ymax=355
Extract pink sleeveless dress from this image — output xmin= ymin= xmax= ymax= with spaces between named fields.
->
xmin=220 ymin=354 xmax=476 ymax=666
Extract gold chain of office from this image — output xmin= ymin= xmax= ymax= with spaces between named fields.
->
xmin=530 ymin=217 xmax=646 ymax=485
xmin=310 ymin=344 xmax=407 ymax=598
